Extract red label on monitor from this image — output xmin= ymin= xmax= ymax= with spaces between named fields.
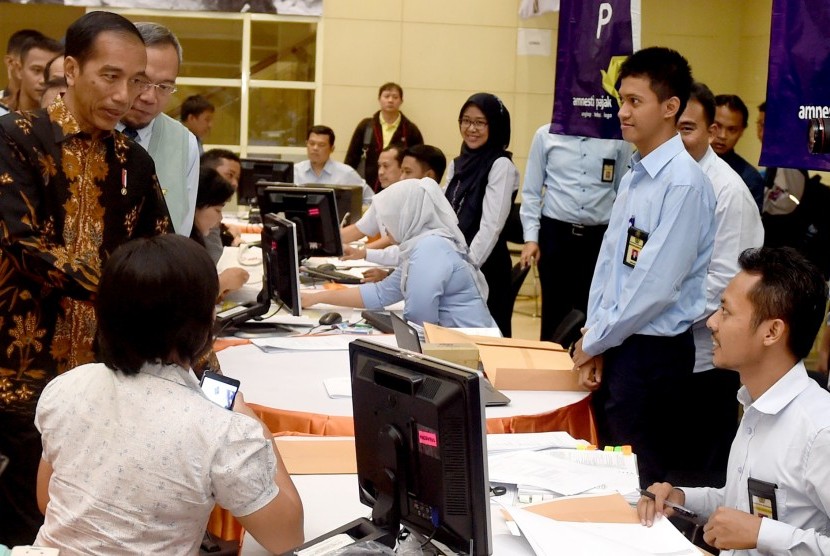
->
xmin=308 ymin=208 xmax=320 ymax=217
xmin=418 ymin=430 xmax=438 ymax=447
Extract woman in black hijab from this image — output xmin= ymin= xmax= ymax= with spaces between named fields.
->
xmin=445 ymin=93 xmax=520 ymax=336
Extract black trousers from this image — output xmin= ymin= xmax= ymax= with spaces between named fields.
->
xmin=537 ymin=217 xmax=606 ymax=341
xmin=591 ymin=331 xmax=694 ymax=488
xmin=480 ymin=238 xmax=513 ymax=337
xmin=666 ymin=367 xmax=741 ymax=488
xmin=0 ymin=412 xmax=44 ymax=546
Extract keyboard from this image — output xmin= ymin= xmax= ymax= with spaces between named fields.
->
xmin=302 ymin=267 xmax=363 ymax=284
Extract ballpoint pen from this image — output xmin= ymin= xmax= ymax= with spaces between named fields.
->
xmin=638 ymin=488 xmax=705 ymax=524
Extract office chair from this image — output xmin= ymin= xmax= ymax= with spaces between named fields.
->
xmin=549 ymin=309 xmax=586 ymax=349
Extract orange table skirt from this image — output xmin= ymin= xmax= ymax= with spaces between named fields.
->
xmin=207 ymin=396 xmax=596 ymax=542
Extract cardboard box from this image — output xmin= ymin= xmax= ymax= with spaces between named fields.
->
xmin=421 ymin=342 xmax=480 ymax=370
xmin=423 ymin=323 xmax=586 ymax=392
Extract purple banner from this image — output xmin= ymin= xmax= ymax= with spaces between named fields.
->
xmin=760 ymin=0 xmax=830 ymax=171
xmin=550 ymin=0 xmax=639 ymax=139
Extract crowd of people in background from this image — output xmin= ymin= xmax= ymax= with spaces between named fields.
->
xmin=2 ymin=8 xmax=830 ymax=556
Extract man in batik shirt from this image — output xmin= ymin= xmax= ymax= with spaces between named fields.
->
xmin=0 ymin=12 xmax=171 ymax=544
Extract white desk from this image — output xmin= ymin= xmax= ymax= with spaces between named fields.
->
xmin=239 ymin=474 xmax=535 ymax=556
xmin=218 ymin=341 xmax=590 ymax=421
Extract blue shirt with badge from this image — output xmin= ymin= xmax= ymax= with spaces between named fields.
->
xmin=519 ymin=127 xmax=632 ymax=242
xmin=583 ymin=133 xmax=716 ymax=357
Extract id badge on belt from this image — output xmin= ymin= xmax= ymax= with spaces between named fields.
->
xmin=747 ymin=477 xmax=778 ymax=519
xmin=624 ymin=219 xmax=649 ymax=268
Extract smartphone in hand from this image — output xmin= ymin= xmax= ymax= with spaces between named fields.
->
xmin=200 ymin=371 xmax=240 ymax=410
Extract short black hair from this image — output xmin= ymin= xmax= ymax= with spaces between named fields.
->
xmin=403 ymin=144 xmax=447 ymax=183
xmin=6 ymin=29 xmax=44 ymax=56
xmin=19 ymin=36 xmax=63 ymax=65
xmin=715 ymin=94 xmax=749 ymax=129
xmin=196 ymin=166 xmax=234 ymax=209
xmin=307 ymin=124 xmax=335 ymax=146
xmin=381 ymin=142 xmax=406 ymax=165
xmin=738 ymin=247 xmax=828 ymax=360
xmin=378 ymin=82 xmax=403 ymax=99
xmin=619 ymin=46 xmax=693 ymax=123
xmin=181 ymin=94 xmax=214 ymax=121
xmin=201 ymin=148 xmax=240 ymax=169
xmin=64 ymin=11 xmax=144 ymax=66
xmin=758 ymin=101 xmax=766 ymax=113
xmin=96 ymin=234 xmax=218 ymax=375
xmin=688 ymin=81 xmax=716 ymax=127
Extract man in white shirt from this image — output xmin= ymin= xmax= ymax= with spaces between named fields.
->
xmin=119 ymin=22 xmax=199 ymax=237
xmin=294 ymin=125 xmax=373 ymax=205
xmin=672 ymin=82 xmax=764 ymax=487
xmin=638 ymin=247 xmax=830 ymax=555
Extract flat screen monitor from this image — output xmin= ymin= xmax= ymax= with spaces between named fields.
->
xmin=261 ymin=213 xmax=302 ymax=316
xmin=256 ymin=185 xmax=343 ymax=259
xmin=237 ymin=158 xmax=294 ymax=206
xmin=348 ymin=339 xmax=491 ymax=555
xmin=303 ymin=183 xmax=364 ymax=226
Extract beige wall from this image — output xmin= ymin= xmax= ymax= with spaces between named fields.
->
xmin=0 ymin=0 xmax=775 ymax=172
xmin=319 ymin=0 xmax=773 ymax=181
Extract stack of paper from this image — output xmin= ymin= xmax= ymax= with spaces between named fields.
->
xmin=487 ymin=431 xmax=588 ymax=454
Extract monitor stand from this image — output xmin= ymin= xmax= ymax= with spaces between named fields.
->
xmin=280 ymin=425 xmax=408 ymax=555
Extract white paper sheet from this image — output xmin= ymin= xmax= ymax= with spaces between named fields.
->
xmin=251 ymin=335 xmax=358 ymax=352
xmin=323 ymin=377 xmax=352 ymax=399
xmin=487 ymin=431 xmax=588 ymax=454
xmin=488 ymin=451 xmax=604 ymax=496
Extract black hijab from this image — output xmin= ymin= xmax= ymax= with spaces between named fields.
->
xmin=445 ymin=93 xmax=512 ymax=244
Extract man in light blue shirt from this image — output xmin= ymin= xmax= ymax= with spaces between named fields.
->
xmin=572 ymin=47 xmax=716 ymax=487
xmin=294 ymin=125 xmax=373 ymax=206
xmin=519 ymin=129 xmax=631 ymax=341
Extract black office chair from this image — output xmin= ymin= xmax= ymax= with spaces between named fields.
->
xmin=549 ymin=309 xmax=586 ymax=349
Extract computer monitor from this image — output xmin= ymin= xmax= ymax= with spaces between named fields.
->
xmin=237 ymin=158 xmax=294 ymax=206
xmin=261 ymin=213 xmax=302 ymax=316
xmin=256 ymin=185 xmax=344 ymax=259
xmin=349 ymin=339 xmax=491 ymax=555
xmin=303 ymin=183 xmax=364 ymax=226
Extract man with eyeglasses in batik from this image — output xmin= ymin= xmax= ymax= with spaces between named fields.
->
xmin=118 ymin=22 xmax=200 ymax=237
xmin=0 ymin=11 xmax=172 ymax=545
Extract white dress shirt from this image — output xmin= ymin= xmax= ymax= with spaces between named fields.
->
xmin=445 ymin=157 xmax=519 ymax=267
xmin=683 ymin=362 xmax=830 ymax=555
xmin=692 ymin=146 xmax=765 ymax=373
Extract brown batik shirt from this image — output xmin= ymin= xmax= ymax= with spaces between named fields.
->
xmin=0 ymin=96 xmax=172 ymax=418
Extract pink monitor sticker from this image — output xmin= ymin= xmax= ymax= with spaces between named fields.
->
xmin=418 ymin=429 xmax=438 ymax=448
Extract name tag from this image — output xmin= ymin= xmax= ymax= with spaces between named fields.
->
xmin=623 ymin=226 xmax=649 ymax=268
xmin=602 ymin=158 xmax=616 ymax=183
xmin=747 ymin=477 xmax=778 ymax=520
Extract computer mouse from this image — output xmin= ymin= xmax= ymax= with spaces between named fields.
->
xmin=319 ymin=311 xmax=343 ymax=326
xmin=317 ymin=263 xmax=337 ymax=271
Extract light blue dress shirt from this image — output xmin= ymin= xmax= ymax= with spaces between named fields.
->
xmin=358 ymin=235 xmax=494 ymax=327
xmin=583 ymin=134 xmax=716 ymax=357
xmin=294 ymin=158 xmax=374 ymax=205
xmin=520 ymin=127 xmax=632 ymax=242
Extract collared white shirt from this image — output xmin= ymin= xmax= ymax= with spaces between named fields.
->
xmin=683 ymin=362 xmax=830 ymax=555
xmin=445 ymin=157 xmax=519 ymax=267
xmin=35 ymin=362 xmax=278 ymax=555
xmin=692 ymin=146 xmax=765 ymax=373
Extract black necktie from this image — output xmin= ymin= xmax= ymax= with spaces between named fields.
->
xmin=123 ymin=126 xmax=139 ymax=142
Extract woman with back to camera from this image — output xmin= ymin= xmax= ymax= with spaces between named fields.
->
xmin=300 ymin=177 xmax=495 ymax=328
xmin=33 ymin=234 xmax=303 ymax=555
xmin=445 ymin=93 xmax=519 ymax=336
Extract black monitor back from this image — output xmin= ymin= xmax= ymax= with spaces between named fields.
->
xmin=261 ymin=213 xmax=302 ymax=316
xmin=256 ymin=185 xmax=343 ymax=259
xmin=349 ymin=339 xmax=491 ymax=555
xmin=238 ymin=158 xmax=294 ymax=206
xmin=303 ymin=183 xmax=364 ymax=226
